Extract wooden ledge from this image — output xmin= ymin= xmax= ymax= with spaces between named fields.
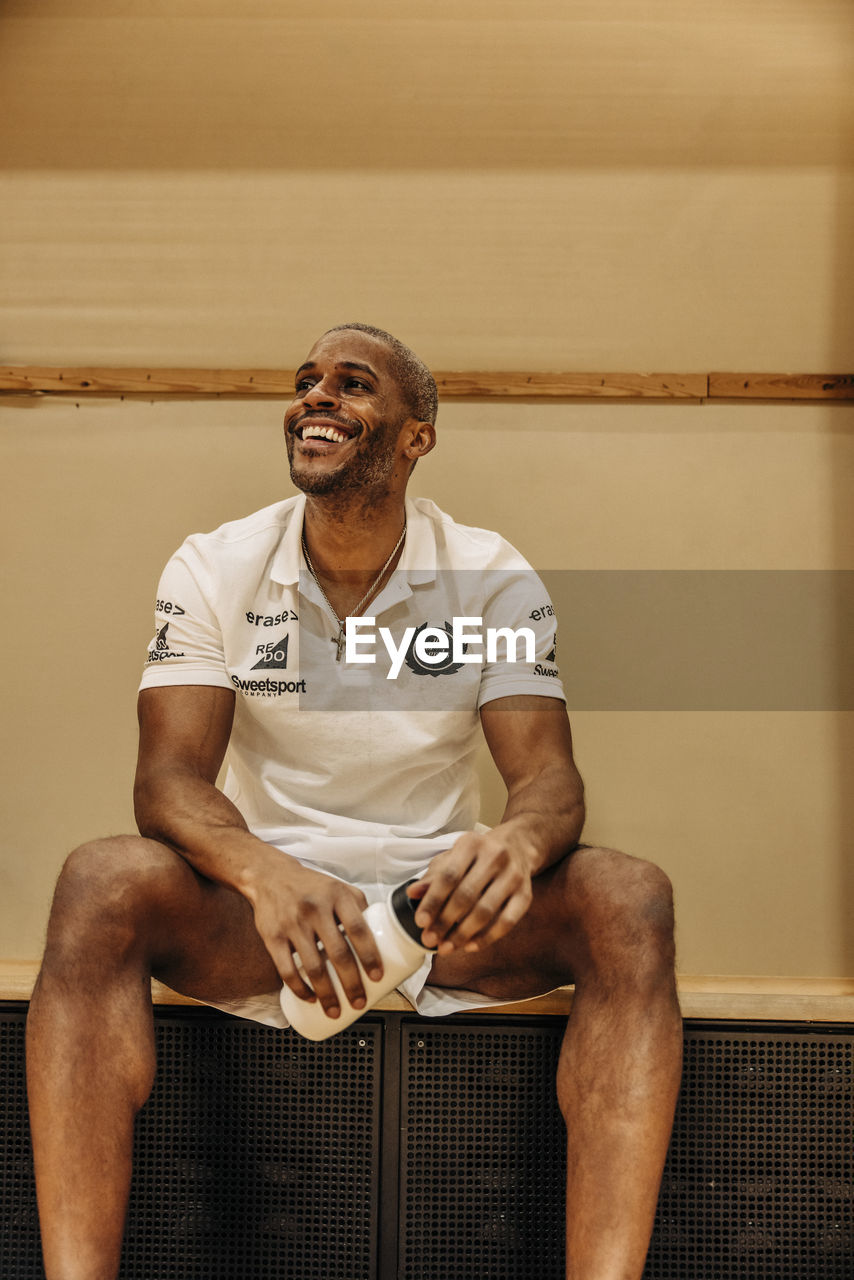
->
xmin=2 ymin=963 xmax=852 ymax=1022
xmin=0 ymin=367 xmax=705 ymax=399
xmin=1 ymin=367 xmax=852 ymax=401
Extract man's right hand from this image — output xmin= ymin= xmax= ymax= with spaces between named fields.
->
xmin=244 ymin=856 xmax=385 ymax=1020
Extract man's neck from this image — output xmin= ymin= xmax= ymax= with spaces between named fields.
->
xmin=301 ymin=492 xmax=408 ymax=584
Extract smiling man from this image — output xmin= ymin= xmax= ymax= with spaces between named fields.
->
xmin=26 ymin=323 xmax=682 ymax=1280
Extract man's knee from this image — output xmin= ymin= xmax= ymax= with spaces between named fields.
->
xmin=45 ymin=835 xmax=187 ymax=963
xmin=561 ymin=847 xmax=676 ymax=978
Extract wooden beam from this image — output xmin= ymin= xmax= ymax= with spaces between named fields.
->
xmin=0 ymin=367 xmax=706 ymax=399
xmin=0 ymin=368 xmax=292 ymax=396
xmin=709 ymin=372 xmax=854 ymax=400
xmin=433 ymin=371 xmax=708 ymax=398
xmin=3 ymin=367 xmax=853 ymax=401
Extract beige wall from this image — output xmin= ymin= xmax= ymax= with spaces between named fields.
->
xmin=2 ymin=1 xmax=853 ymax=976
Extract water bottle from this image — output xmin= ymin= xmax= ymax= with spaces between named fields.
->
xmin=279 ymin=878 xmax=435 ymax=1040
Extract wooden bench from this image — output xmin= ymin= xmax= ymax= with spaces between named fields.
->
xmin=3 ymin=961 xmax=853 ymax=1021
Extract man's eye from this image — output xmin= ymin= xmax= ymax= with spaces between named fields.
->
xmin=295 ymin=379 xmax=315 ymax=392
xmin=347 ymin=379 xmax=370 ymax=392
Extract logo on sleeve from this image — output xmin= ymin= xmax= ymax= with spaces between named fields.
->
xmin=146 ymin=622 xmax=185 ymax=663
xmin=534 ymin=630 xmax=560 ymax=677
xmin=251 ymin=634 xmax=290 ymax=670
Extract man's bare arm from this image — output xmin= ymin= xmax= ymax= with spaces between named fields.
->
xmin=134 ymin=685 xmax=383 ymax=1016
xmin=409 ymin=695 xmax=585 ymax=953
xmin=482 ymin=693 xmax=585 ymax=871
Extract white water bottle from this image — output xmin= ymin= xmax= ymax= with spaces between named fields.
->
xmin=279 ymin=878 xmax=435 ymax=1040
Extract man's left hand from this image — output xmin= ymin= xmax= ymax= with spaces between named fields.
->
xmin=407 ymin=828 xmax=535 ymax=955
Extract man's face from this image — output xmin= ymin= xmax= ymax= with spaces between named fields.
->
xmin=284 ymin=331 xmax=415 ymax=498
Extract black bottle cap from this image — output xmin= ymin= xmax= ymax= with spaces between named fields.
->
xmin=391 ymin=879 xmax=434 ymax=950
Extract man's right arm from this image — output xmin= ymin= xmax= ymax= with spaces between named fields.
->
xmin=134 ymin=685 xmax=383 ymax=1018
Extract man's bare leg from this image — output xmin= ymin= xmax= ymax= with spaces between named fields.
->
xmin=26 ymin=836 xmax=281 ymax=1280
xmin=429 ymin=845 xmax=682 ymax=1280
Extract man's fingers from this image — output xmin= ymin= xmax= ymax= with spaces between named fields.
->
xmin=412 ymin=841 xmax=480 ymax=938
xmin=416 ymin=845 xmax=522 ymax=948
xmin=277 ymin=946 xmax=318 ymax=1004
xmin=456 ymin=883 xmax=533 ymax=952
xmin=278 ymin=900 xmax=386 ymax=1020
xmin=424 ymin=870 xmax=491 ymax=948
xmin=281 ymin=931 xmax=348 ymax=1018
xmin=335 ymin=904 xmax=385 ymax=984
xmin=436 ymin=875 xmax=531 ymax=953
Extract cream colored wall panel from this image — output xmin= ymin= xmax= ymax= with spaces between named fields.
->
xmin=2 ymin=394 xmax=852 ymax=973
xmin=411 ymin=400 xmax=854 ymax=570
xmin=0 ymin=398 xmax=289 ymax=958
xmin=566 ymin=711 xmax=853 ymax=976
xmin=477 ymin=709 xmax=852 ymax=976
xmin=2 ymin=1 xmax=851 ymax=169
xmin=1 ymin=168 xmax=849 ymax=369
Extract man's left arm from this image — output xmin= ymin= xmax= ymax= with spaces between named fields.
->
xmin=409 ymin=695 xmax=585 ymax=954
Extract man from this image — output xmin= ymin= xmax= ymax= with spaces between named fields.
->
xmin=26 ymin=323 xmax=682 ymax=1280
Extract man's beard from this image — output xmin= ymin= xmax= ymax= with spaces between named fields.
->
xmin=287 ymin=417 xmax=402 ymax=498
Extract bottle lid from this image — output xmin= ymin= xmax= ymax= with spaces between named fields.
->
xmin=390 ymin=879 xmax=434 ymax=950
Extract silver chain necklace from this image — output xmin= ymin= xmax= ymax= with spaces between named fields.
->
xmin=301 ymin=522 xmax=407 ymax=661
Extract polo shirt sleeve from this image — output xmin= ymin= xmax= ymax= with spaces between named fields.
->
xmin=476 ymin=566 xmax=566 ymax=708
xmin=138 ymin=536 xmax=233 ymax=691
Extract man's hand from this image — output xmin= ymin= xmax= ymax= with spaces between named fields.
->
xmin=245 ymin=857 xmax=385 ymax=1020
xmin=407 ymin=826 xmax=536 ymax=955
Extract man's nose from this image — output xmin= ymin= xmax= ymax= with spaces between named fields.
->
xmin=302 ymin=378 xmax=338 ymax=408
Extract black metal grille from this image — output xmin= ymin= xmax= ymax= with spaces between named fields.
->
xmin=647 ymin=1028 xmax=854 ymax=1279
xmin=126 ymin=1012 xmax=382 ymax=1280
xmin=1 ymin=1007 xmax=382 ymax=1280
xmin=398 ymin=1019 xmax=566 ymax=1279
xmin=2 ymin=1006 xmax=852 ymax=1279
xmin=397 ymin=1020 xmax=854 ymax=1280
xmin=0 ymin=1013 xmax=40 ymax=1276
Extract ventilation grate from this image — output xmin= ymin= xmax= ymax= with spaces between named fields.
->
xmin=0 ymin=1014 xmax=41 ymax=1278
xmin=647 ymin=1028 xmax=854 ymax=1279
xmin=0 ymin=1007 xmax=382 ymax=1280
xmin=2 ymin=1007 xmax=852 ymax=1279
xmin=398 ymin=1019 xmax=566 ymax=1279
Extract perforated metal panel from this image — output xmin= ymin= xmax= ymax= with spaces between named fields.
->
xmin=647 ymin=1027 xmax=854 ymax=1279
xmin=130 ymin=1011 xmax=383 ymax=1279
xmin=2 ymin=1006 xmax=853 ymax=1280
xmin=399 ymin=1019 xmax=566 ymax=1279
xmin=0 ymin=1011 xmax=40 ymax=1277
xmin=397 ymin=1020 xmax=854 ymax=1280
xmin=0 ymin=1006 xmax=382 ymax=1280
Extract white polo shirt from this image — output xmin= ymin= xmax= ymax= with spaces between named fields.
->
xmin=139 ymin=494 xmax=564 ymax=889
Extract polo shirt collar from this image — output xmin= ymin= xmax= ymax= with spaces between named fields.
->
xmin=270 ymin=493 xmax=308 ymax=587
xmin=399 ymin=495 xmax=438 ymax=585
xmin=269 ymin=493 xmax=438 ymax=601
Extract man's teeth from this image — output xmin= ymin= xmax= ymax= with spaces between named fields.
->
xmin=302 ymin=425 xmax=349 ymax=443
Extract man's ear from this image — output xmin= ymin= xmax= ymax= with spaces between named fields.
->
xmin=403 ymin=421 xmax=436 ymax=461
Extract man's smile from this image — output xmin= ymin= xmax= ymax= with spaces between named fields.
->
xmin=292 ymin=415 xmax=362 ymax=448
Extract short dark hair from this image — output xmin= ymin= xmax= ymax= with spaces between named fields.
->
xmin=323 ymin=323 xmax=438 ymax=426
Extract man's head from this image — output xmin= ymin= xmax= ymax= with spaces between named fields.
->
xmin=283 ymin=324 xmax=437 ymax=502
xmin=322 ymin=323 xmax=438 ymax=427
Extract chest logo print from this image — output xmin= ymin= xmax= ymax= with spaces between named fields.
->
xmin=251 ymin=634 xmax=290 ymax=670
xmin=403 ymin=622 xmax=466 ymax=678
